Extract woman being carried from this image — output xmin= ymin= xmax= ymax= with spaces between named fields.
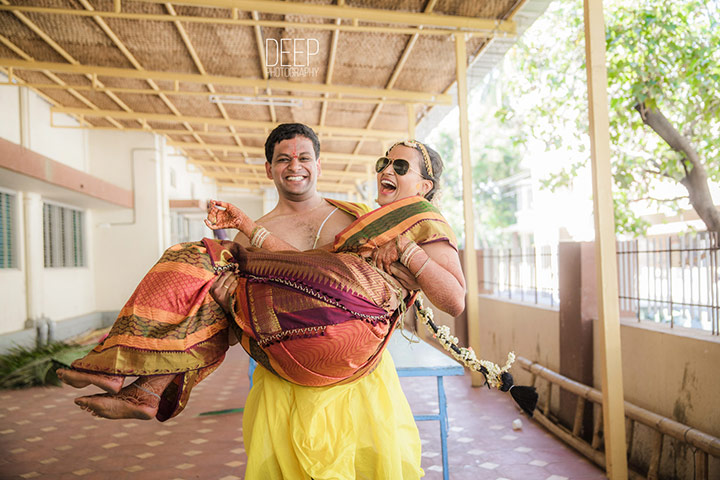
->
xmin=57 ymin=140 xmax=466 ymax=421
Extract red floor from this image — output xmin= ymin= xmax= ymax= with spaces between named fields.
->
xmin=0 ymin=345 xmax=606 ymax=480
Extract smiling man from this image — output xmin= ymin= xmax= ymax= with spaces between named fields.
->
xmin=211 ymin=123 xmax=424 ymax=479
xmin=252 ymin=123 xmax=356 ymax=250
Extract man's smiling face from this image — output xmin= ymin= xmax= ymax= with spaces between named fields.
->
xmin=266 ymin=135 xmax=321 ymax=201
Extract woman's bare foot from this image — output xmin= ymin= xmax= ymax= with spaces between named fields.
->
xmin=56 ymin=368 xmax=124 ymax=394
xmin=74 ymin=384 xmax=160 ymax=420
xmin=73 ymin=374 xmax=174 ymax=420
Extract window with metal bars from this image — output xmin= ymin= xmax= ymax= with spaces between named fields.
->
xmin=0 ymin=191 xmax=17 ymax=269
xmin=43 ymin=203 xmax=86 ymax=268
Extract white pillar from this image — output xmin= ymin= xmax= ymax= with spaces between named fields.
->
xmin=18 ymin=86 xmax=31 ymax=149
xmin=23 ymin=192 xmax=44 ymax=325
xmin=157 ymin=135 xmax=171 ymax=252
xmin=262 ymin=187 xmax=278 ymax=215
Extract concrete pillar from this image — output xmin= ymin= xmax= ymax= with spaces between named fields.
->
xmin=558 ymin=242 xmax=594 ymax=437
xmin=23 ymin=192 xmax=44 ymax=325
xmin=18 ymin=86 xmax=31 ymax=149
xmin=261 ymin=187 xmax=278 ymax=215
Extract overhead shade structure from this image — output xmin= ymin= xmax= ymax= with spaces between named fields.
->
xmin=0 ymin=0 xmax=525 ymax=194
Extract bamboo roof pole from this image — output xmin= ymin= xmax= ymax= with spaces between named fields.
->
xmin=135 ymin=0 xmax=516 ymax=35
xmin=455 ymin=32 xmax=482 ymax=386
xmin=251 ymin=10 xmax=277 ymax=124
xmin=583 ymin=0 xmax=627 ymax=477
xmin=0 ymin=4 xmax=514 ymax=38
xmin=48 ymin=106 xmax=406 ymax=140
xmin=319 ymin=0 xmax=343 ymax=128
xmin=75 ymin=0 xmax=226 ymax=177
xmin=0 ymin=36 xmax=94 ymax=128
xmin=407 ymin=103 xmax=416 ymax=139
xmin=164 ymin=2 xmax=244 ymax=182
xmin=0 ymin=59 xmax=450 ymax=104
xmin=341 ymin=0 xmax=438 ymax=193
xmin=46 ymin=124 xmax=414 ymax=142
xmin=0 ymin=81 xmax=448 ymax=107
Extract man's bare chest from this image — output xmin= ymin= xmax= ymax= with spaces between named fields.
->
xmin=262 ymin=215 xmax=326 ymax=250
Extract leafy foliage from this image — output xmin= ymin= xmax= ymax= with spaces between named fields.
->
xmin=0 ymin=342 xmax=93 ymax=389
xmin=432 ymin=81 xmax=527 ymax=248
xmin=501 ymin=0 xmax=720 ymax=235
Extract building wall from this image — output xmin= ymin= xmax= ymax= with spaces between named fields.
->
xmin=0 ymin=82 xmax=97 ymax=334
xmin=0 ymin=187 xmax=26 ymax=333
xmin=593 ymin=320 xmax=720 ymax=439
xmin=476 ymin=295 xmax=561 ymax=388
xmin=0 ymin=81 xmax=222 ymax=337
xmin=89 ymin=133 xmax=163 ymax=313
xmin=0 ymin=81 xmax=21 ymax=144
xmin=26 ymin=90 xmax=88 ymax=171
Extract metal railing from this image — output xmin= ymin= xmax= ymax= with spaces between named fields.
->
xmin=617 ymin=232 xmax=720 ymax=335
xmin=481 ymin=245 xmax=559 ymax=307
xmin=518 ymin=356 xmax=720 ymax=480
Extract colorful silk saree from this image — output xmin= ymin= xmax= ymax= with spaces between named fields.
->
xmin=72 ymin=196 xmax=456 ymax=420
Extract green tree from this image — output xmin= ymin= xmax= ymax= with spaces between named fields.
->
xmin=500 ymin=0 xmax=720 ymax=235
xmin=431 ymin=81 xmax=526 ymax=248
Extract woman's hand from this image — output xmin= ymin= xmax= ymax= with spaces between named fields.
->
xmin=210 ymin=271 xmax=239 ymax=316
xmin=205 ymin=200 xmax=250 ymax=232
xmin=389 ymin=263 xmax=421 ymax=291
xmin=362 ymin=236 xmax=415 ymax=275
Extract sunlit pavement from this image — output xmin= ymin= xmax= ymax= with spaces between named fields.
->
xmin=0 ymin=345 xmax=605 ymax=480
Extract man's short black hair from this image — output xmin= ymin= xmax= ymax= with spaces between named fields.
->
xmin=264 ymin=123 xmax=320 ymax=163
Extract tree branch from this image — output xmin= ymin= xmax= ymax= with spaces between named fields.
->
xmin=634 ymin=100 xmax=720 ymax=235
xmin=641 ymin=168 xmax=675 ymax=180
xmin=634 ymin=102 xmax=702 ymax=170
xmin=630 ymin=195 xmax=689 ymax=204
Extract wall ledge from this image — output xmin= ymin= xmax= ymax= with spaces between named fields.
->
xmin=0 ymin=311 xmax=119 ymax=354
xmin=616 ymin=316 xmax=720 ymax=345
xmin=479 ymin=293 xmax=560 ymax=312
xmin=0 ymin=137 xmax=132 ymax=208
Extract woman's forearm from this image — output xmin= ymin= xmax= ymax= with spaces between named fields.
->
xmin=406 ymin=249 xmax=466 ymax=317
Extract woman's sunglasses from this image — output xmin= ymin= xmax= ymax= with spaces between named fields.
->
xmin=375 ymin=156 xmax=423 ymax=176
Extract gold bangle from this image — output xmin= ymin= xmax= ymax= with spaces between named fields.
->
xmin=402 ymin=247 xmax=422 ymax=269
xmin=250 ymin=226 xmax=270 ymax=248
xmin=399 ymin=242 xmax=420 ymax=266
xmin=414 ymin=257 xmax=431 ymax=277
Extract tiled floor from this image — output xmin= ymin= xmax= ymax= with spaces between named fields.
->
xmin=0 ymin=345 xmax=606 ymax=480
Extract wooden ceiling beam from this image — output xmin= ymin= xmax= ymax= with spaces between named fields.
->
xmin=47 ymin=123 xmax=388 ymax=143
xmin=319 ymin=0 xmax=344 ymax=127
xmin=50 ymin=106 xmax=408 ymax=140
xmin=0 ymin=58 xmax=451 ymax=104
xmin=0 ymin=28 xmax=124 ymax=129
xmin=171 ymin=141 xmax=376 ymax=163
xmin=78 ymin=0 xmax=231 ymax=176
xmin=0 ymin=80 xmax=446 ymax=106
xmin=165 ymin=1 xmax=249 ymax=181
xmin=0 ymin=4 xmax=514 ymax=37
xmin=74 ymin=0 xmax=229 ymax=175
xmin=250 ymin=10 xmax=277 ymax=123
xmin=136 ymin=0 xmax=516 ymax=35
xmin=346 ymin=0 xmax=438 ymax=179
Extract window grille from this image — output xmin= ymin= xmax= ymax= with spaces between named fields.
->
xmin=43 ymin=203 xmax=86 ymax=268
xmin=0 ymin=191 xmax=17 ymax=269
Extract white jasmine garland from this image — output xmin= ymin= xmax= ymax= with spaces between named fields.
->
xmin=415 ymin=296 xmax=515 ymax=390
